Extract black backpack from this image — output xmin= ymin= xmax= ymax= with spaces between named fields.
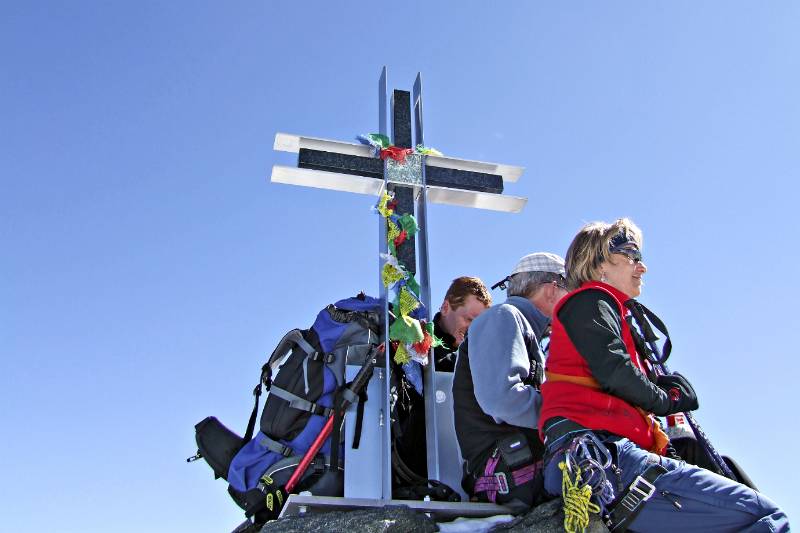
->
xmin=190 ymin=294 xmax=383 ymax=522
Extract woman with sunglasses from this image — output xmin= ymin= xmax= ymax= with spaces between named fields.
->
xmin=538 ymin=218 xmax=787 ymax=532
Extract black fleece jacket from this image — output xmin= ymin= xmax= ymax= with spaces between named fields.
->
xmin=558 ymin=290 xmax=671 ymax=416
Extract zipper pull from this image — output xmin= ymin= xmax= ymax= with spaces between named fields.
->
xmin=661 ymin=490 xmax=682 ymax=510
xmin=186 ymin=451 xmax=202 ymax=463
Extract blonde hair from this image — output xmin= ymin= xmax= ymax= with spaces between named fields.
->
xmin=565 ymin=218 xmax=643 ymax=290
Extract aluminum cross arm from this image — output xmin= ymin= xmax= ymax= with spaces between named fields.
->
xmin=427 ymin=185 xmax=527 ymax=213
xmin=274 ymin=133 xmax=524 ymax=183
xmin=270 ymin=166 xmax=527 ymax=213
xmin=271 ymin=165 xmax=382 ymax=196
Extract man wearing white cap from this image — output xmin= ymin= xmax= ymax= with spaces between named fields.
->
xmin=452 ymin=252 xmax=568 ymax=511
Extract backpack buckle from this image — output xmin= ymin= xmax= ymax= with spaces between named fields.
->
xmin=261 ymin=365 xmax=272 ymax=390
xmin=309 ymin=352 xmax=336 ymax=364
xmin=494 ymin=471 xmax=510 ymax=494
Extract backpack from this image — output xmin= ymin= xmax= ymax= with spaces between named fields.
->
xmin=190 ymin=293 xmax=383 ymax=522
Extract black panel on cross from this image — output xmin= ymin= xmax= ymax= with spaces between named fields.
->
xmin=425 ymin=166 xmax=503 ymax=194
xmin=298 ymin=149 xmax=383 ymax=179
xmin=390 ymin=90 xmax=416 ymax=275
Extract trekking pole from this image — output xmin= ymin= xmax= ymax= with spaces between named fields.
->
xmin=284 ymin=344 xmax=383 ymax=493
xmin=627 ymin=301 xmax=736 ymax=481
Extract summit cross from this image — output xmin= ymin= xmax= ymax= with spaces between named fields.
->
xmin=270 ymin=68 xmax=527 ymax=510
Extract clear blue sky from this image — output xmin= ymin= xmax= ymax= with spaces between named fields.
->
xmin=2 ymin=2 xmax=798 ymax=531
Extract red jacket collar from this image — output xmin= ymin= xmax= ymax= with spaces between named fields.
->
xmin=581 ymin=280 xmax=633 ymax=307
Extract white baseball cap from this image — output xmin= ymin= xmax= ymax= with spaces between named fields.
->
xmin=510 ymin=252 xmax=566 ymax=277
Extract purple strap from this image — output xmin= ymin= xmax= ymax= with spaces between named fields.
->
xmin=512 ymin=462 xmax=539 ymax=485
xmin=473 ymin=459 xmax=542 ymax=502
xmin=473 ymin=456 xmax=501 ymax=502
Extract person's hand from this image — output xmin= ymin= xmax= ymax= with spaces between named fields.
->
xmin=657 ymin=372 xmax=699 ymax=414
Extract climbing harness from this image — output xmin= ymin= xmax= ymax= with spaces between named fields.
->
xmin=559 ymin=433 xmax=672 ymax=533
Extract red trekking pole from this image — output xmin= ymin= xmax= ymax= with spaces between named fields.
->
xmin=284 ymin=344 xmax=383 ymax=493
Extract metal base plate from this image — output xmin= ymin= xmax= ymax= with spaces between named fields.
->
xmin=279 ymin=494 xmax=511 ymax=520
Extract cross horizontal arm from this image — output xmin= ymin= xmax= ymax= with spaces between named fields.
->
xmin=270 ymin=166 xmax=527 ymax=212
xmin=274 ymin=133 xmax=524 ymax=183
xmin=298 ymin=148 xmax=504 ymax=194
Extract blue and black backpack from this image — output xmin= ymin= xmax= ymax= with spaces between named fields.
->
xmin=190 ymin=293 xmax=383 ymax=522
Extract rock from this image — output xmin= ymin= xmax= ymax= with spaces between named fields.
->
xmin=250 ymin=499 xmax=608 ymax=533
xmin=489 ymin=498 xmax=608 ymax=533
xmin=259 ymin=505 xmax=438 ymax=533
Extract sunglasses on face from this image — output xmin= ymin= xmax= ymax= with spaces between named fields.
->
xmin=611 ymin=245 xmax=643 ymax=264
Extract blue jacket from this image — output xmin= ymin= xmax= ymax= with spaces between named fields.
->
xmin=453 ymin=296 xmax=548 ymax=472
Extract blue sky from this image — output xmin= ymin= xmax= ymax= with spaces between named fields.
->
xmin=2 ymin=2 xmax=798 ymax=531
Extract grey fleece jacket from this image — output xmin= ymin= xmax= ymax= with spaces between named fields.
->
xmin=466 ymin=295 xmax=549 ymax=429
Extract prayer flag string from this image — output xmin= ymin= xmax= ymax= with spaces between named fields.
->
xmin=374 ymin=190 xmax=443 ymax=364
xmin=365 ymin=135 xmax=444 ymax=365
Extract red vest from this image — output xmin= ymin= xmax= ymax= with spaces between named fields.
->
xmin=539 ymin=281 xmax=663 ymax=453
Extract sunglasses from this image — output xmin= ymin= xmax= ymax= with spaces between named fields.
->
xmin=611 ymin=246 xmax=643 ymax=263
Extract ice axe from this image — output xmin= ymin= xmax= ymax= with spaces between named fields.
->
xmin=284 ymin=343 xmax=384 ymax=494
xmin=625 ymin=300 xmax=737 ymax=481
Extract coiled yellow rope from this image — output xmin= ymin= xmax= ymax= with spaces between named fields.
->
xmin=559 ymin=460 xmax=601 ymax=533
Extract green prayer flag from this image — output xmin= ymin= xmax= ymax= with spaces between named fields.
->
xmin=389 ymin=315 xmax=425 ymax=344
xmin=398 ymin=213 xmax=419 ymax=235
xmin=405 ymin=275 xmax=420 ymax=297
xmin=368 ymin=133 xmax=391 ymax=149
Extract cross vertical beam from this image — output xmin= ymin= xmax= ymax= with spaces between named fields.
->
xmin=378 ymin=67 xmax=393 ymax=501
xmin=413 ymin=74 xmax=440 ymax=481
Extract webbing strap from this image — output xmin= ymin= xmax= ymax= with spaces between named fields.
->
xmin=605 ymin=464 xmax=668 ymax=532
xmin=624 ymin=300 xmax=672 ymax=364
xmin=258 ymin=434 xmax=293 ymax=457
xmin=266 ymin=329 xmax=317 ymax=368
xmin=302 ymin=357 xmax=310 ymax=395
xmin=473 ymin=459 xmax=541 ymax=502
xmin=474 ymin=456 xmax=502 ymax=502
xmin=329 ymin=390 xmax=345 ymax=471
xmin=242 ymin=383 xmax=262 ymax=445
xmin=351 ymin=388 xmax=367 ymax=449
xmin=308 ymin=352 xmax=336 ymax=364
xmin=268 ymin=386 xmax=332 ymax=418
xmin=277 ymin=329 xmax=317 ymax=397
xmin=288 ymin=330 xmax=317 ymax=358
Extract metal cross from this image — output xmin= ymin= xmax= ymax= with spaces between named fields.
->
xmin=270 ymin=68 xmax=526 ymax=506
